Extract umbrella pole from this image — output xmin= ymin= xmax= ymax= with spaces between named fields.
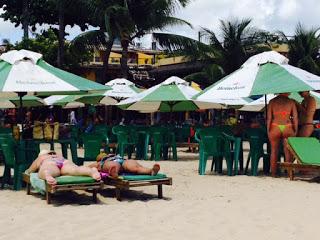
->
xmin=18 ymin=92 xmax=27 ymax=137
xmin=264 ymin=95 xmax=268 ymax=127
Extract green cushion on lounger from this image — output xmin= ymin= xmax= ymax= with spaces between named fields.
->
xmin=55 ymin=176 xmax=96 ymax=185
xmin=120 ymin=173 xmax=167 ymax=181
xmin=30 ymin=173 xmax=96 ymax=194
xmin=288 ymin=137 xmax=320 ymax=165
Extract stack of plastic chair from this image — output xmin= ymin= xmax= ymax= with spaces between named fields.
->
xmin=149 ymin=126 xmax=168 ymax=161
xmin=163 ymin=131 xmax=178 ymax=160
xmin=221 ymin=132 xmax=242 ymax=176
xmin=244 ymin=128 xmax=270 ymax=176
xmin=195 ymin=127 xmax=225 ymax=175
xmin=77 ymin=133 xmax=106 ymax=165
xmin=112 ymin=125 xmax=136 ymax=158
xmin=134 ymin=126 xmax=150 ymax=160
xmin=1 ymin=137 xmax=35 ymax=190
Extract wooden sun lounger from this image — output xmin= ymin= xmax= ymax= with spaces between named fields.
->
xmin=278 ymin=137 xmax=320 ymax=180
xmin=104 ymin=175 xmax=172 ymax=201
xmin=23 ymin=173 xmax=103 ymax=204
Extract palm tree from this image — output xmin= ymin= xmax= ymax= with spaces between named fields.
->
xmin=72 ymin=0 xmax=191 ymax=80
xmin=153 ymin=18 xmax=271 ymax=86
xmin=280 ymin=23 xmax=320 ymax=74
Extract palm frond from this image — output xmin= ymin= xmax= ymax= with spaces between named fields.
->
xmin=71 ymin=30 xmax=111 ymax=50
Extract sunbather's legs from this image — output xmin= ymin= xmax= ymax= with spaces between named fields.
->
xmin=268 ymin=127 xmax=281 ymax=177
xmin=61 ymin=161 xmax=101 ymax=181
xmin=38 ymin=165 xmax=60 ymax=185
xmin=122 ymin=160 xmax=160 ymax=175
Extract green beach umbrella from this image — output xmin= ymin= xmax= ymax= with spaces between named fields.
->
xmin=44 ymin=95 xmax=85 ymax=108
xmin=69 ymin=79 xmax=142 ymax=106
xmin=118 ymin=76 xmax=220 ymax=112
xmin=44 ymin=93 xmax=117 ymax=108
xmin=0 ymin=95 xmax=45 ymax=108
xmin=194 ymin=51 xmax=320 ymax=100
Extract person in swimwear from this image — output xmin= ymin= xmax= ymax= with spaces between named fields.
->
xmin=267 ymin=93 xmax=298 ymax=177
xmin=296 ymin=91 xmax=316 ymax=137
xmin=89 ymin=153 xmax=160 ymax=178
xmin=25 ymin=150 xmax=101 ymax=185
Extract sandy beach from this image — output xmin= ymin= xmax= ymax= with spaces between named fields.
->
xmin=0 ymin=144 xmax=319 ymax=240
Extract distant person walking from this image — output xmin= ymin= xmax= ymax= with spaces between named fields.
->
xmin=267 ymin=93 xmax=298 ymax=177
xmin=297 ymin=91 xmax=316 ymax=137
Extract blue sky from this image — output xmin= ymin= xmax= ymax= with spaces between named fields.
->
xmin=0 ymin=0 xmax=320 ymax=47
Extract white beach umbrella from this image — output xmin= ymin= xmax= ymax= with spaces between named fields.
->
xmin=105 ymin=78 xmax=142 ymax=99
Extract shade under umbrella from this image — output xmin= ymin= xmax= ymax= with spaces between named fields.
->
xmin=118 ymin=76 xmax=218 ymax=112
xmin=194 ymin=51 xmax=320 ymax=100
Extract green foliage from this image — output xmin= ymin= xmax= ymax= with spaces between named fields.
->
xmin=0 ymin=0 xmax=93 ymax=31
xmin=285 ymin=23 xmax=320 ymax=74
xmin=184 ymin=64 xmax=224 ymax=87
xmin=14 ymin=29 xmax=91 ymax=69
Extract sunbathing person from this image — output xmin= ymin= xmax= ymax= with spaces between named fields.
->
xmin=267 ymin=93 xmax=298 ymax=177
xmin=25 ymin=150 xmax=101 ymax=185
xmin=89 ymin=153 xmax=160 ymax=178
xmin=297 ymin=91 xmax=316 ymax=137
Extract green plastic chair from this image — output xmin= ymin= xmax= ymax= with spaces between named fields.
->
xmin=163 ymin=131 xmax=178 ymax=161
xmin=112 ymin=125 xmax=135 ymax=158
xmin=195 ymin=128 xmax=225 ymax=175
xmin=134 ymin=126 xmax=150 ymax=160
xmin=244 ymin=128 xmax=270 ymax=176
xmin=222 ymin=132 xmax=242 ymax=176
xmin=1 ymin=138 xmax=35 ymax=190
xmin=77 ymin=133 xmax=106 ymax=165
xmin=149 ymin=127 xmax=168 ymax=161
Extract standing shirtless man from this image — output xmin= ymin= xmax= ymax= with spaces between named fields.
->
xmin=297 ymin=91 xmax=316 ymax=137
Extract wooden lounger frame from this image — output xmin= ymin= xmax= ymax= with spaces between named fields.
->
xmin=23 ymin=173 xmax=103 ymax=204
xmin=278 ymin=142 xmax=320 ymax=180
xmin=104 ymin=176 xmax=172 ymax=201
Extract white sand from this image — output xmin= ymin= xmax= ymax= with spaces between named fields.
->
xmin=0 ymin=144 xmax=319 ymax=240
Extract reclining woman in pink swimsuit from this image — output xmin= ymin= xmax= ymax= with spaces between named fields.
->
xmin=89 ymin=153 xmax=160 ymax=178
xmin=25 ymin=150 xmax=101 ymax=185
xmin=267 ymin=93 xmax=298 ymax=177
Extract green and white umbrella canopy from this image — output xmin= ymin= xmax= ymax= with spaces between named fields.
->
xmin=0 ymin=49 xmax=109 ymax=96
xmin=44 ymin=95 xmax=85 ymax=109
xmin=118 ymin=76 xmax=219 ymax=112
xmin=194 ymin=51 xmax=320 ymax=100
xmin=44 ymin=93 xmax=117 ymax=108
xmin=0 ymin=95 xmax=45 ymax=108
xmin=105 ymin=78 xmax=142 ymax=99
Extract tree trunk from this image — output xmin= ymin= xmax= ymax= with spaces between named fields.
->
xmin=22 ymin=0 xmax=29 ymax=39
xmin=101 ymin=38 xmax=114 ymax=83
xmin=120 ymin=38 xmax=129 ymax=79
xmin=57 ymin=0 xmax=65 ymax=67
